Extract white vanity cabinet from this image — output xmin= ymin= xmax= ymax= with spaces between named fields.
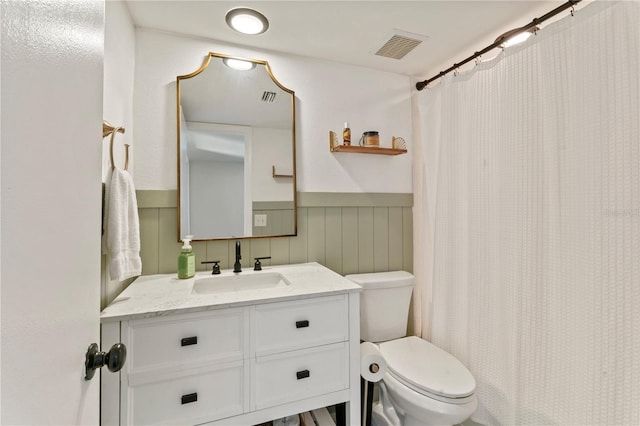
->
xmin=101 ymin=265 xmax=361 ymax=426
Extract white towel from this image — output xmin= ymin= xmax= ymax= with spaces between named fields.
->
xmin=102 ymin=167 xmax=142 ymax=281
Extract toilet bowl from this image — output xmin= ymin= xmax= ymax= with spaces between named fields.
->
xmin=346 ymin=272 xmax=477 ymax=426
xmin=379 ymin=372 xmax=477 ymax=426
xmin=376 ymin=337 xmax=477 ymax=426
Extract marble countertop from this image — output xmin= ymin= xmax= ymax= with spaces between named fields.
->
xmin=101 ymin=262 xmax=361 ymax=323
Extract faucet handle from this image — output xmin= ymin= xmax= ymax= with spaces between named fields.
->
xmin=201 ymin=260 xmax=221 ymax=275
xmin=253 ymin=257 xmax=272 ymax=271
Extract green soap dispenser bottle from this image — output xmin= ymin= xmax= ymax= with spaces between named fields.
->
xmin=178 ymin=235 xmax=195 ymax=279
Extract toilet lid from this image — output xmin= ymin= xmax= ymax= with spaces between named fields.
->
xmin=378 ymin=336 xmax=475 ymax=399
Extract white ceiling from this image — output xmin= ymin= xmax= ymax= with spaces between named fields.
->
xmin=125 ymin=1 xmax=567 ymax=79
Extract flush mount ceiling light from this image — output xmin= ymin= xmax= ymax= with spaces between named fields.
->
xmin=225 ymin=8 xmax=269 ymax=35
xmin=223 ymin=58 xmax=256 ymax=71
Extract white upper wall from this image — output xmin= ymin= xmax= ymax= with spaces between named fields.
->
xmin=133 ymin=29 xmax=413 ymax=193
xmin=103 ymin=0 xmax=136 ymax=181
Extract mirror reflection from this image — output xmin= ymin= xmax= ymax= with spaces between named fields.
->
xmin=177 ymin=53 xmax=296 ymax=241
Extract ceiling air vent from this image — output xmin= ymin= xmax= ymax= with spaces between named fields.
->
xmin=371 ymin=29 xmax=429 ymax=60
xmin=260 ymin=90 xmax=278 ymax=103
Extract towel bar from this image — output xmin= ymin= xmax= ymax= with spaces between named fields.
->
xmin=103 ymin=121 xmax=129 ymax=171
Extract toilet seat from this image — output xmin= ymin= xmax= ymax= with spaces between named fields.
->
xmin=379 ymin=336 xmax=476 ymax=404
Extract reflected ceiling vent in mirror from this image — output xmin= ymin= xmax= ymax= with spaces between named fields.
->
xmin=370 ymin=29 xmax=429 ymax=60
xmin=259 ymin=90 xmax=278 ymax=103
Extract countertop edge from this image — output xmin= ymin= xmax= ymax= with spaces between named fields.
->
xmin=101 ymin=287 xmax=360 ymax=323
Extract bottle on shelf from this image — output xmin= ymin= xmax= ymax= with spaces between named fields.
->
xmin=343 ymin=122 xmax=351 ymax=146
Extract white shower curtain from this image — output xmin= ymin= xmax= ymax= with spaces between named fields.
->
xmin=417 ymin=1 xmax=639 ymax=424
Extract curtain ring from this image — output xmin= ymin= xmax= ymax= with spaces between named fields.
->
xmin=475 ymin=56 xmax=482 ymax=66
xmin=570 ymin=6 xmax=575 ymax=16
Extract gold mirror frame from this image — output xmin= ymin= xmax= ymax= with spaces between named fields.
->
xmin=177 ymin=52 xmax=297 ymax=242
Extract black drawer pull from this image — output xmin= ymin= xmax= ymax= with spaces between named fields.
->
xmin=181 ymin=336 xmax=198 ymax=347
xmin=296 ymin=369 xmax=310 ymax=380
xmin=181 ymin=393 xmax=198 ymax=404
xmin=296 ymin=320 xmax=309 ymax=329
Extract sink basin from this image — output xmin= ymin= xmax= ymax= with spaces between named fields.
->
xmin=192 ymin=272 xmax=291 ymax=294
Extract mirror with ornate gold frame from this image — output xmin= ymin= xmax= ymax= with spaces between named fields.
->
xmin=177 ymin=53 xmax=296 ymax=241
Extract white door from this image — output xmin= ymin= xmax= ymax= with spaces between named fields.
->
xmin=1 ymin=0 xmax=105 ymax=423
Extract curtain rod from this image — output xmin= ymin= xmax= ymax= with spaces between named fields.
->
xmin=415 ymin=0 xmax=582 ymax=91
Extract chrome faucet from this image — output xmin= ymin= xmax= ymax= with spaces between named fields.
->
xmin=233 ymin=241 xmax=242 ymax=273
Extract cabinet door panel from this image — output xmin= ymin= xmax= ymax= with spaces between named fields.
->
xmin=254 ymin=295 xmax=348 ymax=356
xmin=126 ymin=308 xmax=246 ymax=373
xmin=127 ymin=362 xmax=244 ymax=425
xmin=254 ymin=342 xmax=348 ymax=409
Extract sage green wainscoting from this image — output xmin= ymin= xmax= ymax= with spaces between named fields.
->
xmin=137 ymin=191 xmax=413 ymax=278
xmin=252 ymin=201 xmax=295 ymax=236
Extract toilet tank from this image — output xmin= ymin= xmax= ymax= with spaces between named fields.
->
xmin=345 ymin=271 xmax=414 ymax=343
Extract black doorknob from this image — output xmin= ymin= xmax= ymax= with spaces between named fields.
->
xmin=84 ymin=342 xmax=127 ymax=380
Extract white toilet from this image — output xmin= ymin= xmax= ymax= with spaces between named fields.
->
xmin=346 ymin=271 xmax=477 ymax=426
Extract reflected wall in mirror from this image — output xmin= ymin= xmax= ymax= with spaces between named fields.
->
xmin=177 ymin=52 xmax=297 ymax=241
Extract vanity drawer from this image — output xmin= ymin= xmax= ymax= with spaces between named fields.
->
xmin=253 ymin=342 xmax=348 ymax=410
xmin=253 ymin=295 xmax=348 ymax=355
xmin=125 ymin=308 xmax=247 ymax=373
xmin=127 ymin=361 xmax=245 ymax=425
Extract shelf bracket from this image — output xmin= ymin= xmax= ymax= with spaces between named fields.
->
xmin=272 ymin=165 xmax=293 ymax=178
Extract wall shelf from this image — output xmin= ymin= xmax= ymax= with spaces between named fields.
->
xmin=329 ymin=131 xmax=406 ymax=156
xmin=330 ymin=145 xmax=407 ymax=156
